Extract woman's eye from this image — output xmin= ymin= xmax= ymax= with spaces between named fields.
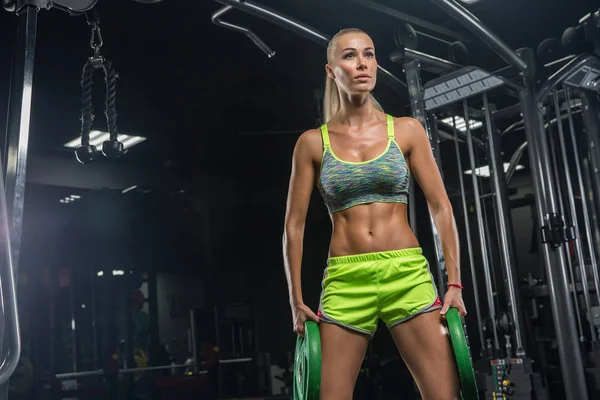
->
xmin=344 ymin=53 xmax=354 ymax=59
xmin=365 ymin=52 xmax=375 ymax=58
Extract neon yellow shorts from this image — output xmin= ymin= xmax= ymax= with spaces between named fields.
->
xmin=317 ymin=247 xmax=442 ymax=337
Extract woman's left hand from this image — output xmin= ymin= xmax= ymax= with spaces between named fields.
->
xmin=440 ymin=287 xmax=467 ymax=318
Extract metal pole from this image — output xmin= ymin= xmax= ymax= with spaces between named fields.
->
xmin=90 ymin=268 xmax=99 ymax=370
xmin=190 ymin=309 xmax=199 ymax=374
xmin=69 ymin=274 xmax=77 ymax=372
xmin=346 ymin=0 xmax=470 ymax=42
xmin=519 ymin=83 xmax=588 ymax=400
xmin=581 ymin=158 xmax=600 ymax=261
xmin=0 ymin=8 xmax=37 ymax=396
xmin=552 ymin=89 xmax=596 ymax=342
xmin=213 ymin=0 xmax=406 ymax=92
xmin=578 ymin=89 xmax=600 ymax=306
xmin=147 ymin=272 xmax=160 ymax=400
xmin=565 ymin=88 xmax=600 ymax=311
xmin=3 ymin=5 xmax=37 ymax=273
xmin=451 ymin=116 xmax=485 ymax=351
xmin=390 ymin=48 xmax=461 ymax=74
xmin=409 ymin=178 xmax=417 ymax=236
xmin=482 ymin=93 xmax=527 ymax=353
xmin=463 ymin=99 xmax=500 ymax=351
xmin=546 ymin=96 xmax=586 ymax=343
xmin=428 ymin=0 xmax=527 ymax=72
xmin=404 ymin=59 xmax=446 ymax=292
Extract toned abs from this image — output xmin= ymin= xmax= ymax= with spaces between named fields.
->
xmin=329 ymin=202 xmax=418 ymax=257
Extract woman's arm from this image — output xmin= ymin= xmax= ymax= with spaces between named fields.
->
xmin=283 ymin=129 xmax=319 ymax=307
xmin=401 ymin=117 xmax=461 ymax=287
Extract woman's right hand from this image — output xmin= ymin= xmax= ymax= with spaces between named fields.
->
xmin=292 ymin=302 xmax=320 ymax=336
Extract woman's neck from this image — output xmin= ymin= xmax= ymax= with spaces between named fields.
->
xmin=334 ymin=93 xmax=382 ymax=129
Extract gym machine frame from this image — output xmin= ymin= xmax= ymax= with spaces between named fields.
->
xmin=389 ymin=0 xmax=592 ymax=398
xmin=1 ymin=1 xmax=98 ymax=398
xmin=423 ymin=1 xmax=589 ymax=399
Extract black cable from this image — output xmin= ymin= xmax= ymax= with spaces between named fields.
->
xmin=103 ymin=61 xmax=119 ymax=142
xmin=79 ymin=60 xmax=95 ymax=147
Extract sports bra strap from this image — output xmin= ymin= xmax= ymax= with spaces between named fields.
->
xmin=320 ymin=124 xmax=331 ymax=148
xmin=386 ymin=114 xmax=395 ymax=139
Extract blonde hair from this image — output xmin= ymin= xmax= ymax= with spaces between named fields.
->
xmin=323 ymin=28 xmax=384 ymax=123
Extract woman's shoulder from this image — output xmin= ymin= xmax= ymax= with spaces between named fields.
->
xmin=294 ymin=127 xmax=325 ymax=158
xmin=390 ymin=115 xmax=422 ymax=129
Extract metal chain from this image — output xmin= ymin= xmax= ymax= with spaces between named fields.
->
xmin=89 ymin=23 xmax=103 ymax=57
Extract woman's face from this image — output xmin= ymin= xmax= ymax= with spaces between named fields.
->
xmin=327 ymin=32 xmax=378 ymax=95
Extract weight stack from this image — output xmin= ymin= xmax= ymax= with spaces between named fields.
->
xmin=484 ymin=357 xmax=548 ymax=399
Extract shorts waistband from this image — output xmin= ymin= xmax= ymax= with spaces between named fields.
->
xmin=327 ymin=247 xmax=423 ymax=266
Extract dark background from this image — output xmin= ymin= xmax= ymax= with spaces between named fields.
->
xmin=0 ymin=0 xmax=596 ymax=394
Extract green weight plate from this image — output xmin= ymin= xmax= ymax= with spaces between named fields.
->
xmin=293 ymin=321 xmax=321 ymax=400
xmin=446 ymin=308 xmax=479 ymax=400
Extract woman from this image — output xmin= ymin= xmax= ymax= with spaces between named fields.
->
xmin=283 ymin=28 xmax=466 ymax=400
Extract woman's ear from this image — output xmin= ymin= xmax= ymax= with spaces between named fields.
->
xmin=325 ymin=64 xmax=335 ymax=80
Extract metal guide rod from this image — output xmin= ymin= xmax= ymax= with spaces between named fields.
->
xmin=520 ymin=83 xmax=588 ymax=400
xmin=212 ymin=0 xmax=406 ymax=91
xmin=578 ymin=89 xmax=600 ymax=307
xmin=482 ymin=93 xmax=526 ymax=352
xmin=404 ymin=60 xmax=446 ymax=291
xmin=429 ymin=0 xmax=527 ymax=72
xmin=552 ymin=89 xmax=596 ymax=342
xmin=462 ymin=99 xmax=499 ymax=350
xmin=546 ymin=94 xmax=586 ymax=342
xmin=451 ymin=117 xmax=485 ymax=350
xmin=409 ymin=178 xmax=417 ymax=236
xmin=565 ymin=88 xmax=600 ymax=312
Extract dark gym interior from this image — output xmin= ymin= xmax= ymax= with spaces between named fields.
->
xmin=1 ymin=0 xmax=600 ymax=399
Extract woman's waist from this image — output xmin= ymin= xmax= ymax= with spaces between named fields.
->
xmin=326 ymin=246 xmax=424 ymax=266
xmin=328 ymin=224 xmax=419 ymax=259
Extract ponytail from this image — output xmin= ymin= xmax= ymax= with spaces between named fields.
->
xmin=322 ymin=74 xmax=385 ymax=123
xmin=323 ymin=74 xmax=340 ymax=124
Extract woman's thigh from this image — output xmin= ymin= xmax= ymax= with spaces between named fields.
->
xmin=320 ymin=322 xmax=370 ymax=400
xmin=389 ymin=311 xmax=460 ymax=400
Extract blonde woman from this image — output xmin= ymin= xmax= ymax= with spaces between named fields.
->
xmin=283 ymin=28 xmax=466 ymax=400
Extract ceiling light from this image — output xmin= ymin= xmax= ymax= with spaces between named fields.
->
xmin=112 ymin=270 xmax=125 ymax=276
xmin=440 ymin=116 xmax=483 ymax=132
xmin=465 ymin=162 xmax=524 ymax=177
xmin=59 ymin=194 xmax=83 ymax=204
xmin=97 ymin=271 xmax=104 ymax=277
xmin=122 ymin=185 xmax=138 ymax=194
xmin=64 ymin=130 xmax=146 ymax=150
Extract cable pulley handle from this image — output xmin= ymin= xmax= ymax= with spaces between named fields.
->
xmin=75 ymin=15 xmax=123 ymax=164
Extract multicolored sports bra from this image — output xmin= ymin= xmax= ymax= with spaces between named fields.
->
xmin=317 ymin=114 xmax=410 ymax=214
